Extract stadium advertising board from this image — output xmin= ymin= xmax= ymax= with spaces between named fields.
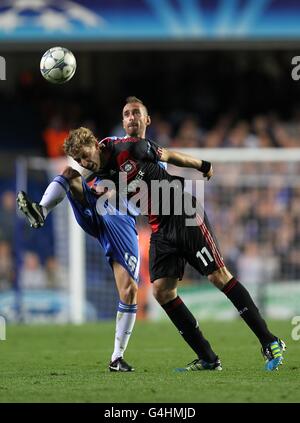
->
xmin=148 ymin=283 xmax=300 ymax=321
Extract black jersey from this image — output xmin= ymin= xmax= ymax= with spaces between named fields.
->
xmin=95 ymin=136 xmax=225 ymax=279
xmin=95 ymin=136 xmax=185 ymax=232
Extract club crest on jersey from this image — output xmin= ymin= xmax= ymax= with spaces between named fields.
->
xmin=120 ymin=160 xmax=137 ymax=176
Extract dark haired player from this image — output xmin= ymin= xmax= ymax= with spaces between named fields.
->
xmin=62 ymin=97 xmax=285 ymax=371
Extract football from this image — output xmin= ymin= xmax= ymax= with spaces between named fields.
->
xmin=40 ymin=46 xmax=76 ymax=84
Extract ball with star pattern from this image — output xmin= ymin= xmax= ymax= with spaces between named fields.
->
xmin=40 ymin=46 xmax=76 ymax=84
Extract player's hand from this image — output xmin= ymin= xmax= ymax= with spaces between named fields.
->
xmin=204 ymin=165 xmax=213 ymax=181
xmin=199 ymin=160 xmax=213 ymax=180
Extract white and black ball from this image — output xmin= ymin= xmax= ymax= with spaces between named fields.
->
xmin=40 ymin=46 xmax=76 ymax=84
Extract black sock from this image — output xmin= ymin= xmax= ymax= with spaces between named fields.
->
xmin=161 ymin=296 xmax=217 ymax=362
xmin=222 ymin=278 xmax=276 ymax=346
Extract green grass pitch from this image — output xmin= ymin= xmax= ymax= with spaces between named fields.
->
xmin=0 ymin=320 xmax=299 ymax=403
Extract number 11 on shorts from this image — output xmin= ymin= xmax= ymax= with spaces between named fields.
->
xmin=196 ymin=247 xmax=214 ymax=267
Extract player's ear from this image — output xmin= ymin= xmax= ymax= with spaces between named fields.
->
xmin=146 ymin=115 xmax=151 ymax=126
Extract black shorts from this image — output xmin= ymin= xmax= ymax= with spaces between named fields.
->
xmin=149 ymin=209 xmax=224 ymax=283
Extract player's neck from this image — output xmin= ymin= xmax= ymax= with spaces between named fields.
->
xmin=125 ymin=132 xmax=146 ymax=138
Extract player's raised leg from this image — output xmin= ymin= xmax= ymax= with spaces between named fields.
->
xmin=152 ymin=277 xmax=222 ymax=371
xmin=109 ymin=261 xmax=138 ymax=372
xmin=17 ymin=167 xmax=83 ymax=227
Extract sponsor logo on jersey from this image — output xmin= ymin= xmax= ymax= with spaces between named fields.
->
xmin=120 ymin=160 xmax=137 ymax=176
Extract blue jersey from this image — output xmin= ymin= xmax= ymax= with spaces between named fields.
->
xmin=64 ymin=137 xmax=140 ymax=281
xmin=61 ymin=174 xmax=140 ymax=283
xmin=65 ymin=136 xmax=166 ymax=282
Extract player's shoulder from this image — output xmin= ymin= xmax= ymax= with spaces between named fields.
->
xmin=99 ymin=136 xmax=135 ymax=145
xmin=99 ymin=136 xmax=118 ymax=145
xmin=99 ymin=136 xmax=142 ymax=151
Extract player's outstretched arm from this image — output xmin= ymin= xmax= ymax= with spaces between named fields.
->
xmin=160 ymin=148 xmax=213 ymax=180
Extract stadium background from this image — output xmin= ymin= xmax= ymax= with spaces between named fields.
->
xmin=0 ymin=0 xmax=300 ymax=325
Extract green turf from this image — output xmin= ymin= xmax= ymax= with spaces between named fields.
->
xmin=0 ymin=320 xmax=299 ymax=403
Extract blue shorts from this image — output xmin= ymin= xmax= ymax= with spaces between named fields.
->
xmin=67 ymin=179 xmax=140 ymax=283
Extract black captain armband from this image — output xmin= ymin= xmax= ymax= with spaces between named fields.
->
xmin=199 ymin=160 xmax=212 ymax=174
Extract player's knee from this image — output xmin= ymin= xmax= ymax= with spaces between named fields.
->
xmin=62 ymin=166 xmax=81 ymax=182
xmin=152 ymin=285 xmax=174 ymax=305
xmin=119 ymin=281 xmax=138 ymax=304
xmin=62 ymin=167 xmax=83 ymax=195
xmin=208 ymin=266 xmax=233 ymax=289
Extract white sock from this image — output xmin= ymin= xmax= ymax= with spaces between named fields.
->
xmin=39 ymin=175 xmax=70 ymax=218
xmin=111 ymin=301 xmax=137 ymax=362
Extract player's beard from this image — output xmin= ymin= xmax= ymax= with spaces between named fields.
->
xmin=127 ymin=124 xmax=140 ymax=137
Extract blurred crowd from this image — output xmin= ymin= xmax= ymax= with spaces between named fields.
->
xmin=0 ymin=191 xmax=15 ymax=291
xmin=41 ymin=111 xmax=300 ymax=159
xmin=1 ymin=70 xmax=300 ymax=293
xmin=205 ymin=167 xmax=300 ymax=284
xmin=136 ymin=161 xmax=300 ymax=291
xmin=0 ymin=190 xmax=67 ymax=292
xmin=114 ymin=112 xmax=300 ymax=150
xmin=1 ymin=118 xmax=300 ymax=294
xmin=2 ymin=71 xmax=300 ymax=156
